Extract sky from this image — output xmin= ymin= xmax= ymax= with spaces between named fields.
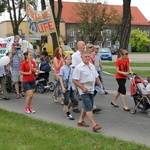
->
xmin=63 ymin=0 xmax=150 ymax=20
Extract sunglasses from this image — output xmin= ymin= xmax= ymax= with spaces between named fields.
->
xmin=124 ymin=53 xmax=128 ymax=55
xmin=88 ymin=47 xmax=93 ymax=48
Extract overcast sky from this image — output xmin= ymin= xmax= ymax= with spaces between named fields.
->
xmin=63 ymin=0 xmax=150 ymax=20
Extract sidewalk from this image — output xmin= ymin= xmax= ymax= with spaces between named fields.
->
xmin=103 ymin=66 xmax=150 ymax=70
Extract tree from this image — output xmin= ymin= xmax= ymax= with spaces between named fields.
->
xmin=119 ymin=0 xmax=131 ymax=50
xmin=6 ymin=0 xmax=35 ymax=35
xmin=130 ymin=29 xmax=150 ymax=52
xmin=0 ymin=0 xmax=7 ymax=13
xmin=73 ymin=0 xmax=121 ymax=44
xmin=49 ymin=0 xmax=63 ymax=51
xmin=41 ymin=0 xmax=63 ymax=51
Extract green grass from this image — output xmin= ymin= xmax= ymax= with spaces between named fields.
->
xmin=102 ymin=62 xmax=150 ymax=67
xmin=0 ymin=109 xmax=149 ymax=150
xmin=103 ymin=68 xmax=150 ymax=77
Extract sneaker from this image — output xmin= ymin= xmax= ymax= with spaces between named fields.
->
xmin=93 ymin=108 xmax=102 ymax=114
xmin=29 ymin=107 xmax=36 ymax=113
xmin=24 ymin=106 xmax=30 ymax=114
xmin=104 ymin=91 xmax=108 ymax=94
xmin=67 ymin=114 xmax=75 ymax=120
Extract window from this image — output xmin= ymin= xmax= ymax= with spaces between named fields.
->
xmin=106 ymin=29 xmax=111 ymax=35
xmin=146 ymin=30 xmax=149 ymax=35
xmin=69 ymin=42 xmax=74 ymax=48
xmin=106 ymin=41 xmax=111 ymax=47
xmin=69 ymin=29 xmax=74 ymax=37
xmin=97 ymin=41 xmax=102 ymax=47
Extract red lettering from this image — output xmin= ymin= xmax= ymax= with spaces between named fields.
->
xmin=0 ymin=43 xmax=6 ymax=48
xmin=37 ymin=23 xmax=45 ymax=33
xmin=48 ymin=21 xmax=54 ymax=31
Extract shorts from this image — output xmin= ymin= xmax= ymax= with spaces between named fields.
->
xmin=23 ymin=81 xmax=36 ymax=92
xmin=63 ymin=88 xmax=77 ymax=105
xmin=81 ymin=93 xmax=94 ymax=112
xmin=11 ymin=71 xmax=20 ymax=82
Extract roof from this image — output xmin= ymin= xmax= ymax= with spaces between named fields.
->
xmin=55 ymin=2 xmax=150 ymax=26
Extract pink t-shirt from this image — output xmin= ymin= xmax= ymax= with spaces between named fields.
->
xmin=53 ymin=57 xmax=63 ymax=74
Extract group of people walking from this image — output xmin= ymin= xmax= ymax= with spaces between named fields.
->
xmin=0 ymin=37 xmax=135 ymax=132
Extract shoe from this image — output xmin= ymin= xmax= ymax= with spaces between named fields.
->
xmin=77 ymin=121 xmax=89 ymax=127
xmin=16 ymin=94 xmax=20 ymax=99
xmin=93 ymin=124 xmax=102 ymax=132
xmin=73 ymin=109 xmax=80 ymax=113
xmin=67 ymin=114 xmax=74 ymax=120
xmin=3 ymin=97 xmax=10 ymax=100
xmin=29 ymin=107 xmax=36 ymax=113
xmin=104 ymin=91 xmax=108 ymax=94
xmin=52 ymin=95 xmax=58 ymax=102
xmin=61 ymin=101 xmax=64 ymax=105
xmin=93 ymin=108 xmax=102 ymax=114
xmin=21 ymin=91 xmax=25 ymax=97
xmin=24 ymin=106 xmax=30 ymax=114
xmin=123 ymin=108 xmax=130 ymax=112
xmin=111 ymin=102 xmax=119 ymax=107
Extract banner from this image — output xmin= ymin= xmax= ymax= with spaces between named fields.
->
xmin=0 ymin=36 xmax=14 ymax=56
xmin=26 ymin=1 xmax=56 ymax=36
xmin=0 ymin=36 xmax=33 ymax=56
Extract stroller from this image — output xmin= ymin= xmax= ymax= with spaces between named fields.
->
xmin=128 ymin=74 xmax=150 ymax=117
xmin=35 ymin=61 xmax=55 ymax=93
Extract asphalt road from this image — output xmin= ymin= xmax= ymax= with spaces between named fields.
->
xmin=0 ymin=73 xmax=150 ymax=147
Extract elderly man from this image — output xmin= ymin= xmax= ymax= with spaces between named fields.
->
xmin=71 ymin=41 xmax=86 ymax=113
xmin=72 ymin=51 xmax=102 ymax=132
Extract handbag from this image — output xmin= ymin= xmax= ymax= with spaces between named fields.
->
xmin=63 ymin=67 xmax=71 ymax=89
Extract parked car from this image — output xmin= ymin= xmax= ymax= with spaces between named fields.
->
xmin=99 ymin=47 xmax=112 ymax=61
xmin=110 ymin=47 xmax=117 ymax=55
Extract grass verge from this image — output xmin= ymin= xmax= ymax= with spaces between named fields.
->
xmin=0 ymin=108 xmax=149 ymax=150
xmin=103 ymin=69 xmax=150 ymax=77
xmin=102 ymin=62 xmax=150 ymax=67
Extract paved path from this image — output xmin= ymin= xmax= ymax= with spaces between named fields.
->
xmin=0 ymin=74 xmax=150 ymax=147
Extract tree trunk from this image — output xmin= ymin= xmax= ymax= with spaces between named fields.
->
xmin=119 ymin=0 xmax=131 ymax=56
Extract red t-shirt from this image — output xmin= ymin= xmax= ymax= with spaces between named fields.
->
xmin=20 ymin=60 xmax=36 ymax=82
xmin=115 ymin=57 xmax=129 ymax=79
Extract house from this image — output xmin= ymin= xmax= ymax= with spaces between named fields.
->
xmin=0 ymin=2 xmax=149 ymax=52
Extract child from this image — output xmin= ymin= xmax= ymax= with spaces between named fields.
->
xmin=59 ymin=54 xmax=77 ymax=120
xmin=12 ymin=35 xmax=22 ymax=61
xmin=146 ymin=76 xmax=150 ymax=96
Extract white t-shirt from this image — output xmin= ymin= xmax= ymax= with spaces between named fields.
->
xmin=72 ymin=62 xmax=98 ymax=95
xmin=146 ymin=83 xmax=150 ymax=93
xmin=71 ymin=50 xmax=82 ymax=68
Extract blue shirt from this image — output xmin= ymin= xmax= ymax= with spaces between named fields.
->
xmin=11 ymin=53 xmax=21 ymax=71
xmin=59 ymin=65 xmax=75 ymax=90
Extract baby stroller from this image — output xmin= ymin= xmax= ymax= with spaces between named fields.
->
xmin=35 ymin=61 xmax=55 ymax=93
xmin=128 ymin=74 xmax=150 ymax=117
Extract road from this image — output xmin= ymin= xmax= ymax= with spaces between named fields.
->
xmin=0 ymin=73 xmax=150 ymax=147
xmin=112 ymin=53 xmax=150 ymax=62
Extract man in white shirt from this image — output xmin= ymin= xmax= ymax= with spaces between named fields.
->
xmin=71 ymin=41 xmax=85 ymax=113
xmin=72 ymin=51 xmax=102 ymax=132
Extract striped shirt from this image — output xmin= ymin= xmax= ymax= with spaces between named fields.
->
xmin=11 ymin=54 xmax=21 ymax=71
